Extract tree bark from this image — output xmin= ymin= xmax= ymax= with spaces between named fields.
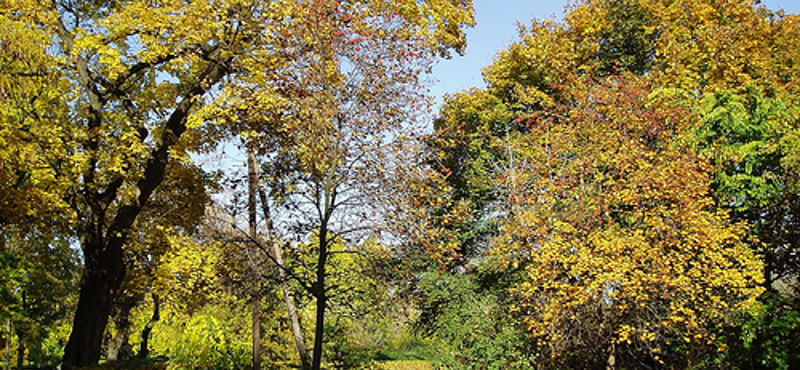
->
xmin=248 ymin=142 xmax=262 ymax=370
xmin=311 ymin=287 xmax=326 ymax=370
xmin=62 ymin=233 xmax=126 ymax=369
xmin=106 ymin=303 xmax=133 ymax=361
xmin=311 ymin=231 xmax=330 ymax=370
xmin=252 ymin=291 xmax=262 ymax=370
xmin=139 ymin=293 xmax=160 ymax=359
xmin=258 ymin=187 xmax=310 ymax=369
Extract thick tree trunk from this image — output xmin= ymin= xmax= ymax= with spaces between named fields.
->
xmin=63 ymin=235 xmax=126 ymax=370
xmin=139 ymin=293 xmax=160 ymax=359
xmin=57 ymin=53 xmax=229 ymax=370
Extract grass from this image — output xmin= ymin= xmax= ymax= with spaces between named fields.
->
xmin=374 ymin=360 xmax=434 ymax=370
xmin=371 ymin=339 xmax=440 ymax=370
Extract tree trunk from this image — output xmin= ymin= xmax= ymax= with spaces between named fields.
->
xmin=258 ymin=186 xmax=310 ymax=369
xmin=252 ymin=291 xmax=262 ymax=370
xmin=311 ymin=289 xmax=326 ymax=370
xmin=106 ymin=303 xmax=133 ymax=361
xmin=280 ymin=247 xmax=310 ymax=370
xmin=15 ymin=333 xmax=24 ymax=370
xmin=139 ymin=293 xmax=160 ymax=359
xmin=62 ymin=234 xmax=126 ymax=370
xmin=247 ymin=142 xmax=262 ymax=370
xmin=310 ymin=232 xmax=329 ymax=370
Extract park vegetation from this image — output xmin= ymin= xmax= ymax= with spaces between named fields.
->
xmin=1 ymin=0 xmax=799 ymax=369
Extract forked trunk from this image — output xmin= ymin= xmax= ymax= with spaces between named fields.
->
xmin=139 ymin=293 xmax=161 ymax=359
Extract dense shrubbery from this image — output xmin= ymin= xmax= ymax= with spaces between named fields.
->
xmin=414 ymin=266 xmax=537 ymax=370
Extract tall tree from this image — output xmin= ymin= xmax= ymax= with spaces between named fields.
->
xmin=416 ymin=0 xmax=800 ymax=368
xmin=206 ymin=1 xmax=475 ymax=369
xmin=246 ymin=141 xmax=263 ymax=370
xmin=0 ymin=0 xmax=291 ymax=367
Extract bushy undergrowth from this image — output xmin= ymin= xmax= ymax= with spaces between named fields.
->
xmin=415 ymin=266 xmax=538 ymax=370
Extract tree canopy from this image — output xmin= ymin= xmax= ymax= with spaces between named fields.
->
xmin=3 ymin=0 xmax=800 ymax=369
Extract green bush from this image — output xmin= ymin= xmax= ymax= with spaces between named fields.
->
xmin=324 ymin=322 xmax=377 ymax=370
xmin=151 ymin=305 xmax=251 ymax=370
xmin=415 ymin=267 xmax=538 ymax=370
xmin=712 ymin=292 xmax=800 ymax=370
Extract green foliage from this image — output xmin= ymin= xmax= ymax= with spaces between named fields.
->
xmin=595 ymin=0 xmax=659 ymax=75
xmin=712 ymin=293 xmax=800 ymax=370
xmin=37 ymin=323 xmax=74 ymax=366
xmin=697 ymin=88 xmax=791 ymax=212
xmin=415 ymin=267 xmax=537 ymax=370
xmin=374 ymin=360 xmax=433 ymax=370
xmin=696 ymin=87 xmax=800 ymax=283
xmin=425 ymin=89 xmax=513 ymax=264
xmin=0 ymin=227 xmax=79 ymax=367
xmin=150 ymin=305 xmax=252 ymax=370
xmin=323 ymin=322 xmax=377 ymax=370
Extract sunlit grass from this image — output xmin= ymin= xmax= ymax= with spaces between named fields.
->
xmin=374 ymin=360 xmax=434 ymax=370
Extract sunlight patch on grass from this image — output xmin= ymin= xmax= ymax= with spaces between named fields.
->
xmin=374 ymin=360 xmax=434 ymax=370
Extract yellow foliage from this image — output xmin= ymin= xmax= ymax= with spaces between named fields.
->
xmin=495 ymin=76 xmax=763 ymax=362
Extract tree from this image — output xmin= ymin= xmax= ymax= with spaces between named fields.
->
xmin=696 ymin=87 xmax=800 ymax=290
xmin=419 ymin=0 xmax=798 ymax=367
xmin=482 ymin=0 xmax=784 ymax=101
xmin=693 ymin=87 xmax=800 ymax=369
xmin=201 ymin=1 xmax=475 ymax=369
xmin=0 ymin=0 xmax=300 ymax=367
xmin=0 ymin=227 xmax=80 ymax=368
xmin=104 ymin=160 xmax=214 ymax=361
xmin=494 ymin=75 xmax=763 ymax=368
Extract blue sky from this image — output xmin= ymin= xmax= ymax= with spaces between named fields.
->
xmin=429 ymin=0 xmax=800 ymax=104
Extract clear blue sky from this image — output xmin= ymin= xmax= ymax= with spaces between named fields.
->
xmin=429 ymin=0 xmax=800 ymax=104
